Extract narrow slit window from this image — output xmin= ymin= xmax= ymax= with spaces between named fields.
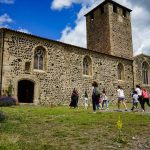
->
xmin=100 ymin=6 xmax=104 ymax=14
xmin=90 ymin=13 xmax=94 ymax=21
xmin=123 ymin=9 xmax=127 ymax=17
xmin=113 ymin=5 xmax=117 ymax=13
xmin=25 ymin=62 xmax=31 ymax=73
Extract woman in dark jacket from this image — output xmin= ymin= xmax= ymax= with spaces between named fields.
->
xmin=92 ymin=81 xmax=100 ymax=113
xmin=69 ymin=88 xmax=79 ymax=108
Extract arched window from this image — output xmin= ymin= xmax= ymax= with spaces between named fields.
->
xmin=117 ymin=63 xmax=124 ymax=80
xmin=34 ymin=47 xmax=46 ymax=70
xmin=142 ymin=62 xmax=149 ymax=85
xmin=83 ymin=56 xmax=92 ymax=76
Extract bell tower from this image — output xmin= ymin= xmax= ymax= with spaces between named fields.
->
xmin=85 ymin=0 xmax=133 ymax=59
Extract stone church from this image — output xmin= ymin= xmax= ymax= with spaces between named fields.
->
xmin=0 ymin=0 xmax=149 ymax=105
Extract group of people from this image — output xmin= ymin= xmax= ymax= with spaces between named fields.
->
xmin=132 ymin=85 xmax=150 ymax=112
xmin=69 ymin=82 xmax=150 ymax=113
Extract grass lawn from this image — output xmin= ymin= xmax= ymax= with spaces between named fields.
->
xmin=0 ymin=105 xmax=150 ymax=150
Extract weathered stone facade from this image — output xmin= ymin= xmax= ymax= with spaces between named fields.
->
xmin=0 ymin=28 xmax=133 ymax=105
xmin=0 ymin=0 xmax=148 ymax=105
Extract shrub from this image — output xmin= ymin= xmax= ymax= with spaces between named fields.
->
xmin=0 ymin=96 xmax=16 ymax=107
xmin=0 ymin=111 xmax=6 ymax=121
xmin=3 ymin=80 xmax=13 ymax=96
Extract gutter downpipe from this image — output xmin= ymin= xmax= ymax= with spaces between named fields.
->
xmin=0 ymin=29 xmax=4 ymax=96
xmin=132 ymin=60 xmax=135 ymax=90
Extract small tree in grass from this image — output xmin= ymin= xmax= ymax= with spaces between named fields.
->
xmin=0 ymin=80 xmax=16 ymax=107
xmin=6 ymin=80 xmax=13 ymax=97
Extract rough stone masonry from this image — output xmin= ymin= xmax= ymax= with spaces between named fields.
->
xmin=0 ymin=0 xmax=149 ymax=105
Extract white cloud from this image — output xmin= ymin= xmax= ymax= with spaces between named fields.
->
xmin=51 ymin=0 xmax=150 ymax=56
xmin=59 ymin=5 xmax=88 ymax=47
xmin=51 ymin=0 xmax=80 ymax=10
xmin=56 ymin=0 xmax=103 ymax=48
xmin=131 ymin=5 xmax=150 ymax=56
xmin=133 ymin=27 xmax=150 ymax=56
xmin=115 ymin=0 xmax=131 ymax=8
xmin=17 ymin=28 xmax=31 ymax=34
xmin=132 ymin=6 xmax=150 ymax=28
xmin=60 ymin=19 xmax=86 ymax=47
xmin=0 ymin=13 xmax=13 ymax=26
xmin=51 ymin=0 xmax=93 ymax=10
xmin=0 ymin=0 xmax=14 ymax=4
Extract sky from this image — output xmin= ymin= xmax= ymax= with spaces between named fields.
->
xmin=0 ymin=0 xmax=150 ymax=56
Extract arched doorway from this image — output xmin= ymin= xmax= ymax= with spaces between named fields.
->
xmin=18 ymin=80 xmax=34 ymax=103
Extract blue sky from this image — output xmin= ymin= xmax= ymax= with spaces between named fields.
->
xmin=0 ymin=0 xmax=150 ymax=56
xmin=0 ymin=0 xmax=81 ymax=39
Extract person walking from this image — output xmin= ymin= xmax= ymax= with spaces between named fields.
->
xmin=84 ymin=90 xmax=88 ymax=110
xmin=117 ymin=86 xmax=128 ymax=111
xmin=141 ymin=88 xmax=150 ymax=111
xmin=102 ymin=89 xmax=109 ymax=111
xmin=92 ymin=81 xmax=100 ymax=113
xmin=135 ymin=85 xmax=142 ymax=110
xmin=69 ymin=88 xmax=79 ymax=108
xmin=131 ymin=91 xmax=139 ymax=111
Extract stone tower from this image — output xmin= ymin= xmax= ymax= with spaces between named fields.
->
xmin=85 ymin=0 xmax=133 ymax=59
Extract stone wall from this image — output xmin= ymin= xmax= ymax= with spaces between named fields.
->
xmin=134 ymin=54 xmax=150 ymax=92
xmin=1 ymin=29 xmax=133 ymax=105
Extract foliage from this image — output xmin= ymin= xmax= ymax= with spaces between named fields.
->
xmin=0 ymin=96 xmax=16 ymax=107
xmin=6 ymin=80 xmax=13 ymax=97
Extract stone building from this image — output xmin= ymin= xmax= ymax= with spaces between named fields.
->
xmin=0 ymin=0 xmax=149 ymax=105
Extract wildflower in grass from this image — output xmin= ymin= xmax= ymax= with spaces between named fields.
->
xmin=117 ymin=115 xmax=123 ymax=130
xmin=116 ymin=115 xmax=126 ymax=143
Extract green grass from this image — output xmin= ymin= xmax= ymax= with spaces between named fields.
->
xmin=0 ymin=105 xmax=150 ymax=150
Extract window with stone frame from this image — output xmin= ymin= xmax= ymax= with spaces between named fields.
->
xmin=25 ymin=61 xmax=31 ymax=73
xmin=142 ymin=61 xmax=149 ymax=85
xmin=83 ymin=56 xmax=92 ymax=76
xmin=117 ymin=63 xmax=124 ymax=80
xmin=34 ymin=47 xmax=46 ymax=70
